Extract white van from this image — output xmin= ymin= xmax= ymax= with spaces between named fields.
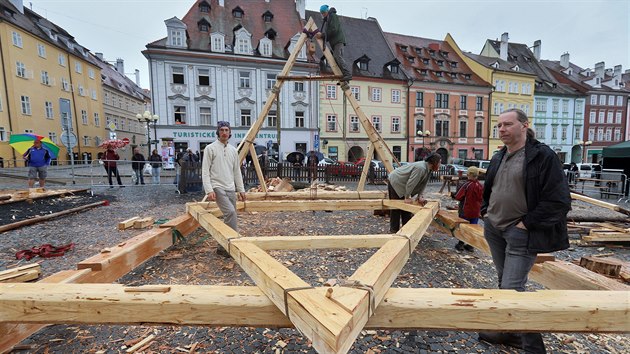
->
xmin=463 ymin=160 xmax=491 ymax=170
xmin=575 ymin=163 xmax=596 ymax=178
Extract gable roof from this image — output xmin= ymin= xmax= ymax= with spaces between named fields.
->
xmin=464 ymin=52 xmax=535 ymax=76
xmin=541 ymin=60 xmax=630 ymax=94
xmin=384 ymin=32 xmax=488 ymax=88
xmin=94 ymin=57 xmax=148 ymax=101
xmin=147 ymin=0 xmax=303 ymax=59
xmin=305 ymin=10 xmax=406 ymax=81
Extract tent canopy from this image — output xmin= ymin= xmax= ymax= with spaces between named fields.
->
xmin=602 ymin=141 xmax=630 ymax=158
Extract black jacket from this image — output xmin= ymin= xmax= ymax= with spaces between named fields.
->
xmin=131 ymin=153 xmax=145 ymax=170
xmin=481 ymin=138 xmax=571 ymax=253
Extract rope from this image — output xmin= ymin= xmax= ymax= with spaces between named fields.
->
xmin=338 ymin=279 xmax=375 ymax=317
xmin=283 ymin=286 xmax=315 ymax=321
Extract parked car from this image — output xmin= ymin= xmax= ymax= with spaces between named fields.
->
xmin=318 ymin=157 xmax=336 ymax=166
xmin=462 ymin=160 xmax=491 ymax=169
xmin=576 ymin=163 xmax=596 ymax=178
xmin=327 ymin=161 xmax=360 ymax=176
xmin=447 ymin=164 xmax=468 ymax=176
xmin=354 ymin=158 xmax=381 ymax=170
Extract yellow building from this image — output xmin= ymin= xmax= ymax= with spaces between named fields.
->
xmin=446 ymin=34 xmax=536 ymax=154
xmin=0 ymin=0 xmax=105 ymax=166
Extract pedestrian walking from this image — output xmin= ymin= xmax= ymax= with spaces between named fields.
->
xmin=387 ymin=153 xmax=441 ymax=233
xmin=202 ymin=121 xmax=246 ymax=257
xmin=149 ymin=149 xmax=162 ymax=184
xmin=131 ymin=147 xmax=146 ymax=185
xmin=479 ymin=108 xmax=571 ymax=353
xmin=23 ymin=138 xmax=51 ymax=189
xmin=452 ymin=166 xmax=483 ymax=252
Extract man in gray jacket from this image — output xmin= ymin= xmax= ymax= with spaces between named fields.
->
xmin=387 ymin=153 xmax=441 ymax=233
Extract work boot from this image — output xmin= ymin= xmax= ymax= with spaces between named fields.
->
xmin=478 ymin=332 xmax=523 ymax=349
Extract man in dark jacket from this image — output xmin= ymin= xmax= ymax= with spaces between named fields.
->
xmin=318 ymin=5 xmax=352 ymax=82
xmin=479 ymin=109 xmax=570 ymax=353
xmin=131 ymin=147 xmax=145 ymax=185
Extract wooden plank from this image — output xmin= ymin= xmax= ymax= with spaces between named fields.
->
xmin=133 ymin=217 xmax=154 ymax=229
xmin=579 ymin=256 xmax=622 ymax=277
xmin=357 ymin=143 xmax=374 ymax=192
xmin=241 ymin=199 xmax=385 ymax=212
xmin=382 ymin=199 xmax=427 ymax=214
xmin=1 ymin=284 xmax=627 ymax=333
xmin=249 ymin=143 xmax=268 ymax=192
xmin=583 ymin=233 xmax=630 ymax=242
xmin=118 ymin=216 xmax=140 ymax=230
xmin=225 ymin=190 xmax=387 ymax=201
xmin=76 ymin=228 xmax=172 ymax=275
xmin=571 ymin=192 xmax=630 ymax=216
xmin=0 ymin=263 xmax=41 ymax=283
xmin=529 ymin=261 xmax=629 ymax=291
xmin=158 ymin=214 xmax=200 ymax=236
xmin=246 ymin=234 xmax=401 ymax=250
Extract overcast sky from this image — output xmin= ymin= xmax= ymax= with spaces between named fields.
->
xmin=30 ymin=0 xmax=629 ymax=89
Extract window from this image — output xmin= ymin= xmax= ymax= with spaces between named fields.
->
xmin=460 ymin=96 xmax=467 ymax=110
xmin=552 ymin=125 xmax=558 ymax=139
xmin=83 ymin=136 xmax=90 ymax=146
xmin=0 ymin=127 xmax=6 ymax=141
xmin=120 ymin=118 xmax=125 ymax=131
xmin=240 ymin=109 xmax=251 ymax=126
xmin=608 ymin=96 xmax=615 ymax=106
xmin=78 ymin=85 xmax=85 ymax=96
xmin=598 ymin=111 xmax=605 ymax=123
xmin=589 ymin=111 xmax=596 ymax=123
xmin=614 ymin=128 xmax=621 ymax=141
xmin=492 ymin=125 xmax=498 ymax=138
xmin=266 ymin=110 xmax=277 ymax=127
xmin=37 ymin=43 xmax=46 ymax=57
xmin=536 ymin=99 xmax=547 ymax=112
xmin=494 ymin=102 xmax=501 ymax=115
xmin=48 ymin=132 xmax=57 ymax=144
xmin=588 ymin=127 xmax=595 ymax=141
xmin=521 ymin=104 xmax=530 ymax=115
xmin=94 ymin=113 xmax=100 ymax=127
xmin=75 ymin=61 xmax=82 ymax=73
xmin=326 ymin=114 xmax=337 ymax=131
xmin=12 ymin=32 xmax=22 ymax=47
xmin=599 ymin=95 xmax=606 ymax=105
xmin=174 ymin=106 xmax=187 ymax=124
xmin=81 ymin=110 xmax=88 ymax=125
xmin=349 ymin=115 xmax=359 ymax=132
xmin=552 ymin=99 xmax=559 ymax=112
xmin=260 ymin=40 xmax=272 ymax=57
xmin=88 ymin=68 xmax=94 ymax=79
xmin=606 ymin=111 xmax=613 ymax=123
xmin=371 ymin=87 xmax=382 ymax=102
xmin=605 ymin=128 xmax=612 ymax=141
xmin=597 ymin=127 xmax=603 ymax=141
xmin=20 ymin=96 xmax=31 ymax=115
xmin=371 ymin=116 xmax=381 ymax=132
xmin=172 ymin=67 xmax=185 ymax=84
xmin=590 ymin=95 xmax=597 ymax=105
xmin=58 ymin=54 xmax=66 ymax=67
xmin=233 ymin=7 xmax=243 ymax=18
xmin=391 ymin=117 xmax=401 ymax=133
xmin=435 ymin=117 xmax=449 ymax=137
xmin=45 ymin=101 xmax=54 ymax=119
xmin=170 ymin=30 xmax=184 ymax=46
xmin=236 ymin=37 xmax=250 ymax=54
xmin=534 ymin=125 xmax=545 ymax=139
xmin=198 ymin=107 xmax=211 ymax=126
xmin=494 ymin=79 xmax=505 ymax=92
xmin=576 ymin=100 xmax=583 ymax=113
xmin=617 ymin=96 xmax=623 ymax=106
xmin=415 ymin=118 xmax=424 ymax=133
xmin=459 ymin=121 xmax=467 ymax=138
xmin=616 ymin=111 xmax=622 ymax=124
xmin=326 ymin=85 xmax=337 ymax=99
xmin=200 ymin=1 xmax=210 ymax=12
xmin=211 ymin=34 xmax=224 ymax=52
xmin=359 ymin=61 xmax=368 ymax=70
xmin=16 ymin=62 xmax=26 ymax=78
xmin=266 ymin=73 xmax=277 ymax=89
xmin=475 ymin=121 xmax=483 ymax=138
xmin=435 ymin=93 xmax=449 ymax=108
xmin=239 ymin=71 xmax=250 ymax=88
xmin=562 ymin=99 xmax=569 ymax=113
xmin=416 ymin=91 xmax=424 ymax=107
xmin=39 ymin=70 xmax=51 ymax=85
xmin=198 ymin=69 xmax=210 ymax=86
xmin=294 ymin=81 xmax=304 ymax=92
xmin=91 ymin=89 xmax=97 ymax=100
xmin=295 ymin=111 xmax=304 ymax=128
xmin=391 ymin=89 xmax=401 ymax=103
xmin=561 ymin=126 xmax=567 ymax=140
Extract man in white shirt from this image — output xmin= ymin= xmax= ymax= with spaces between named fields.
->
xmin=202 ymin=121 xmax=246 ymax=257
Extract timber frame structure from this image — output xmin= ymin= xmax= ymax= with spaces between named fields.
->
xmin=1 ymin=18 xmax=629 ymax=354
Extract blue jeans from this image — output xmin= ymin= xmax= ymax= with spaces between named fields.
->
xmin=484 ymin=220 xmax=546 ymax=353
xmin=151 ymin=167 xmax=160 ymax=184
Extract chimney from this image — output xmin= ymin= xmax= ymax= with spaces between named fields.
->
xmin=95 ymin=52 xmax=104 ymax=61
xmin=499 ymin=32 xmax=508 ymax=61
xmin=9 ymin=0 xmax=24 ymax=13
xmin=135 ymin=69 xmax=140 ymax=86
xmin=613 ymin=65 xmax=622 ymax=77
xmin=219 ymin=0 xmax=224 ymax=6
xmin=594 ymin=62 xmax=605 ymax=78
xmin=295 ymin=0 xmax=305 ymax=19
xmin=115 ymin=58 xmax=124 ymax=74
xmin=560 ymin=52 xmax=570 ymax=69
xmin=533 ymin=40 xmax=541 ymax=61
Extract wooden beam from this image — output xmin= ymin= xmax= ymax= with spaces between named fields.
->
xmin=0 ymin=264 xmax=41 ymax=283
xmin=240 ymin=199 xmax=385 ymax=212
xmin=571 ymin=192 xmax=630 ymax=216
xmin=245 ymin=234 xmax=403 ymax=250
xmin=118 ymin=216 xmax=140 ymax=230
xmin=530 ymin=261 xmax=629 ymax=291
xmin=0 ymin=200 xmax=107 ymax=233
xmin=357 ymin=143 xmax=374 ymax=192
xmin=222 ymin=190 xmax=387 ymax=201
xmin=583 ymin=233 xmax=630 ymax=242
xmin=158 ymin=214 xmax=200 ymax=236
xmin=249 ymin=143 xmax=268 ymax=192
xmin=1 ymin=284 xmax=627 ymax=333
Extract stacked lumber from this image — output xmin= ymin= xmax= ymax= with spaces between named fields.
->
xmin=579 ymin=256 xmax=630 ymax=282
xmin=0 ymin=264 xmax=41 ymax=283
xmin=582 ymin=223 xmax=630 ymax=243
xmin=118 ymin=216 xmax=155 ymax=230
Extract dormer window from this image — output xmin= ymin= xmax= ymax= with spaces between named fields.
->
xmin=211 ymin=32 xmax=225 ymax=52
xmin=390 ymin=64 xmax=399 ymax=74
xmin=418 ymin=69 xmax=427 ymax=76
xmin=415 ymin=47 xmax=422 ymax=55
xmin=198 ymin=19 xmax=211 ymax=32
xmin=408 ymin=56 xmax=415 ymax=63
xmin=165 ymin=17 xmax=187 ymax=48
xmin=199 ymin=1 xmax=210 ymax=13
xmin=356 ymin=55 xmax=370 ymax=71
xmin=464 ymin=74 xmax=471 ymax=80
xmin=512 ymin=65 xmax=520 ymax=72
xmin=437 ymin=60 xmax=444 ymax=67
xmin=491 ymin=61 xmax=499 ymax=69
xmin=233 ymin=27 xmax=252 ymax=55
xmin=422 ymin=58 xmax=429 ymax=65
xmin=441 ymin=51 xmax=449 ymax=57
xmin=450 ymin=62 xmax=458 ymax=68
xmin=450 ymin=73 xmax=457 ymax=79
xmin=435 ymin=71 xmax=443 ymax=77
xmin=429 ymin=50 xmax=435 ymax=57
xmin=233 ymin=6 xmax=244 ymax=19
xmin=259 ymin=37 xmax=272 ymax=57
xmin=359 ymin=61 xmax=368 ymax=70
xmin=262 ymin=10 xmax=274 ymax=22
xmin=264 ymin=28 xmax=277 ymax=40
xmin=400 ymin=45 xmax=408 ymax=53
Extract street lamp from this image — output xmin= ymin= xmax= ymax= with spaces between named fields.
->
xmin=136 ymin=110 xmax=159 ymax=157
xmin=577 ymin=140 xmax=592 ymax=163
xmin=417 ymin=130 xmax=431 ymax=148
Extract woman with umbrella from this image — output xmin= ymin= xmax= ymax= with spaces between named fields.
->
xmin=100 ymin=140 xmax=125 ymax=188
xmin=9 ymin=133 xmax=59 ymax=189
